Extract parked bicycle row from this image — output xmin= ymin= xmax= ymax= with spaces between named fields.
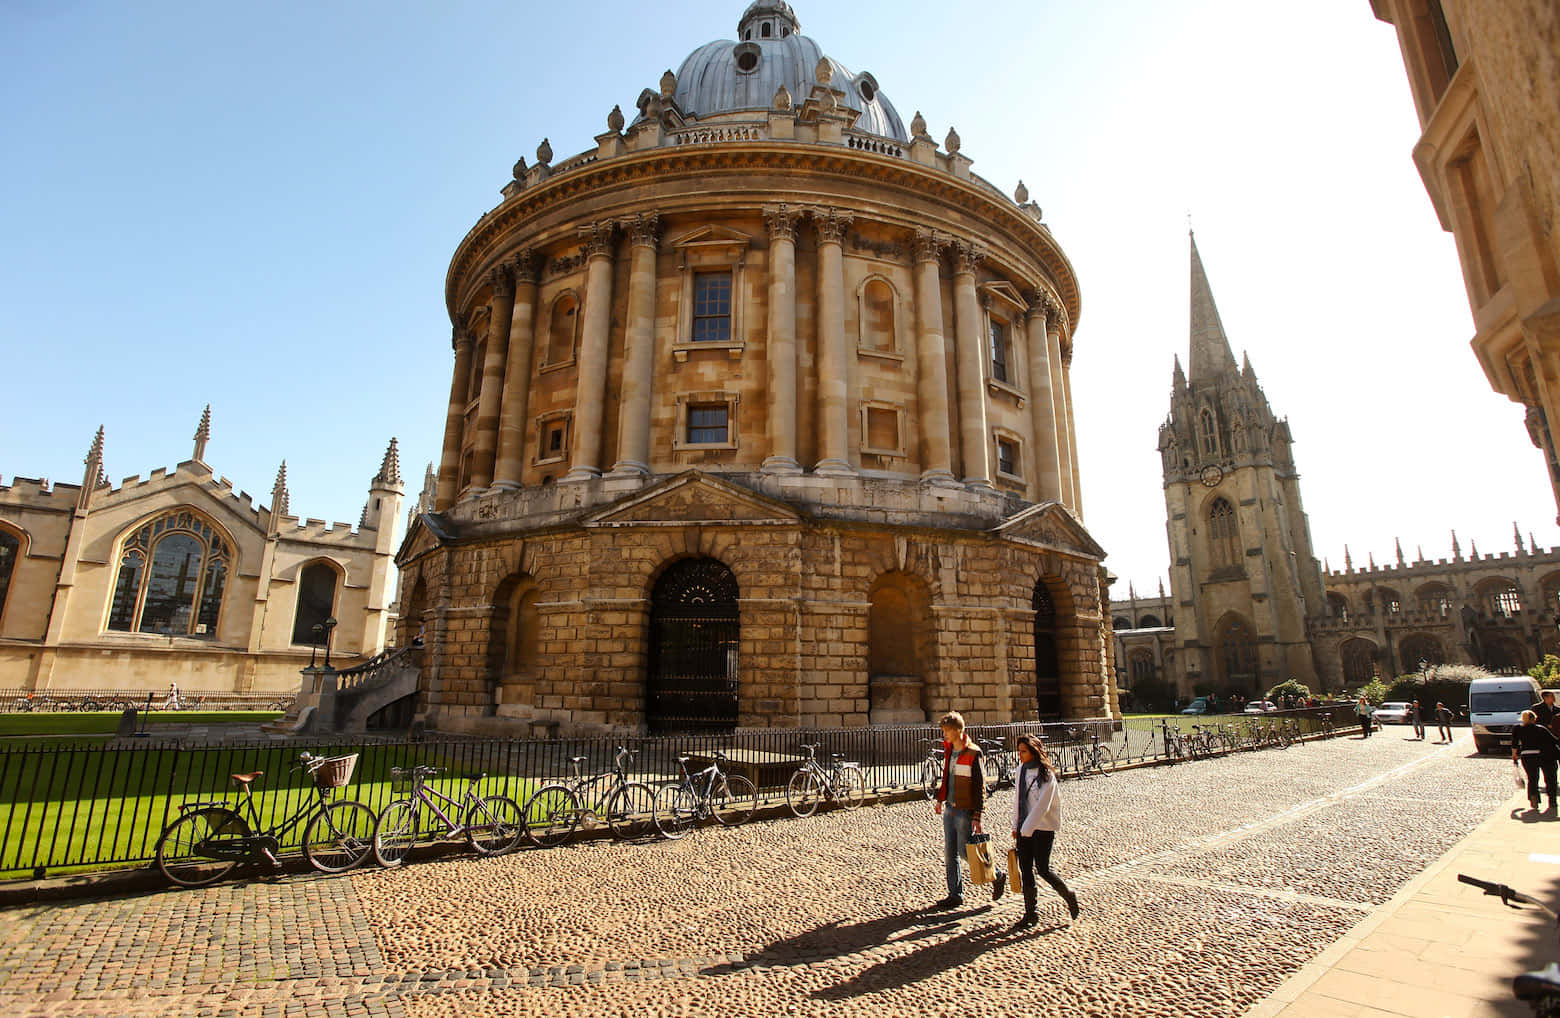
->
xmin=6 ymin=692 xmax=294 ymax=714
xmin=1156 ymin=713 xmax=1338 ymax=761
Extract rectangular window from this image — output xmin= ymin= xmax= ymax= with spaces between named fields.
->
xmin=997 ymin=437 xmax=1018 ymax=477
xmin=866 ymin=407 xmax=899 ymax=453
xmin=990 ymin=321 xmax=1009 ymax=383
xmin=692 ymin=272 xmax=732 ymax=343
xmin=548 ymin=425 xmax=565 ymax=455
xmin=686 ymin=404 xmax=729 ymax=445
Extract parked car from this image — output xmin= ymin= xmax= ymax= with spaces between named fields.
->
xmin=1242 ymin=700 xmax=1277 ymax=714
xmin=1373 ymin=701 xmax=1412 ymax=724
xmin=1181 ymin=697 xmax=1211 ymax=715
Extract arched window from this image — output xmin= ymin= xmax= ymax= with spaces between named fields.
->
xmin=1129 ymin=650 xmax=1155 ymax=683
xmin=1493 ymin=585 xmax=1523 ymax=617
xmin=1399 ymin=634 xmax=1445 ymax=667
xmin=1198 ymin=408 xmax=1219 ymax=456
xmin=1416 ymin=583 xmax=1452 ymax=616
xmin=1208 ymin=497 xmax=1240 ymax=569
xmin=647 ymin=558 xmax=740 ymax=734
xmin=1214 ymin=614 xmax=1257 ymax=690
xmin=861 ymin=278 xmax=895 ymax=352
xmin=107 ymin=511 xmax=231 ymax=638
xmin=505 ymin=586 xmax=541 ymax=679
xmin=1033 ymin=581 xmax=1062 ymax=718
xmin=1232 ymin=424 xmax=1246 ymax=454
xmin=1340 ymin=638 xmax=1377 ymax=686
xmin=1113 ymin=616 xmax=1132 ymax=631
xmin=291 ymin=561 xmax=339 ymax=645
xmin=1326 ymin=592 xmax=1350 ymax=620
xmin=546 ymin=293 xmax=578 ymax=366
xmin=0 ymin=528 xmax=18 ymax=626
xmin=1138 ymin=614 xmax=1162 ymax=628
xmin=1379 ymin=587 xmax=1402 ymax=614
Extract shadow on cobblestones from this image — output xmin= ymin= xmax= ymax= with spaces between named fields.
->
xmin=810 ymin=918 xmax=1050 ymax=1000
xmin=700 ymin=905 xmax=960 ymax=975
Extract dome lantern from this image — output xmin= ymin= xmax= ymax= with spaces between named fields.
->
xmin=738 ymin=0 xmax=799 ymax=41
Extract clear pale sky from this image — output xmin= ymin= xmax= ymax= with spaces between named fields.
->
xmin=3 ymin=0 xmax=1553 ymax=597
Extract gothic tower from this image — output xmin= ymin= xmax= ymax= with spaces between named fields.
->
xmin=1158 ymin=234 xmax=1324 ymax=694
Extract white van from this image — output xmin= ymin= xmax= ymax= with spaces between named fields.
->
xmin=1468 ymin=675 xmax=1542 ymax=753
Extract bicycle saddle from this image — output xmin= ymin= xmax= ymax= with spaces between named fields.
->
xmin=464 ymin=772 xmax=487 ymax=781
xmin=568 ymin=756 xmax=588 ymax=765
xmin=230 ymin=771 xmax=263 ymax=785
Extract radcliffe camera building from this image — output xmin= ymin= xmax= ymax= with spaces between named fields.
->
xmin=397 ymin=2 xmax=1119 ymax=737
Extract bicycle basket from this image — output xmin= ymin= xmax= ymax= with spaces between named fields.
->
xmin=311 ymin=753 xmax=359 ymax=790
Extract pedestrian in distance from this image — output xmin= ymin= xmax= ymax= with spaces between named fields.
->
xmin=932 ymin=711 xmax=1005 ymax=909
xmin=1435 ymin=702 xmax=1454 ymax=742
xmin=1355 ymin=695 xmax=1375 ymax=739
xmin=1410 ymin=700 xmax=1425 ymax=740
xmin=1513 ymin=710 xmax=1560 ymax=812
xmin=1010 ymin=734 xmax=1079 ymax=929
xmin=162 ymin=682 xmax=180 ymax=711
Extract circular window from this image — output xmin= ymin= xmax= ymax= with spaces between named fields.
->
xmin=857 ymin=73 xmax=879 ymax=103
xmin=734 ymin=42 xmax=761 ymax=74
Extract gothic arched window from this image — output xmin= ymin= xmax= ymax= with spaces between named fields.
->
xmin=108 ymin=510 xmax=231 ymax=638
xmin=291 ymin=561 xmax=339 ymax=645
xmin=0 ymin=528 xmax=19 ymax=626
xmin=1209 ymin=497 xmax=1240 ymax=569
xmin=1198 ymin=408 xmax=1219 ymax=456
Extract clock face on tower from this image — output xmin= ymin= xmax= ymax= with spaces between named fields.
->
xmin=1200 ymin=465 xmax=1223 ymax=487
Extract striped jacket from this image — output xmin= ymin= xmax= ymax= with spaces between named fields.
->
xmin=937 ymin=741 xmax=986 ymax=815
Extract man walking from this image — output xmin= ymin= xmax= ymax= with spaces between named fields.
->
xmin=1410 ymin=700 xmax=1425 ymax=740
xmin=1435 ymin=701 xmax=1455 ymax=742
xmin=933 ymin=711 xmax=1005 ymax=908
xmin=1532 ymin=689 xmax=1560 ymax=738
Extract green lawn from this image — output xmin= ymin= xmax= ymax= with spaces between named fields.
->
xmin=0 ymin=711 xmax=282 ymax=738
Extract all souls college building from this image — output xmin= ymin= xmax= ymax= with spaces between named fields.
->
xmin=396 ymin=1 xmax=1120 ymax=736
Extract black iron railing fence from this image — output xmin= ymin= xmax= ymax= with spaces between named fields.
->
xmin=0 ymin=705 xmax=1358 ymax=878
xmin=0 ymin=689 xmax=292 ymax=713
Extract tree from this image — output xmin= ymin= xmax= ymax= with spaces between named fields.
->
xmin=1529 ymin=655 xmax=1560 ymax=686
xmin=1266 ymin=679 xmax=1312 ymax=704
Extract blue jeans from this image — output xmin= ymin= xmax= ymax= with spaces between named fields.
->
xmin=942 ymin=806 xmax=973 ymax=899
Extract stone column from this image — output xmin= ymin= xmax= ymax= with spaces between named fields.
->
xmin=434 ymin=328 xmax=475 ymax=510
xmin=493 ymin=251 xmax=539 ymax=490
xmin=813 ymin=208 xmax=854 ymax=475
xmin=913 ymin=231 xmax=956 ymax=485
xmin=951 ymin=240 xmax=991 ymax=489
xmin=1025 ymin=292 xmax=1063 ymax=503
xmin=762 ymin=204 xmax=802 ymax=474
xmin=1045 ymin=312 xmax=1075 ymax=509
xmin=1061 ymin=337 xmax=1083 ymax=516
xmin=566 ymin=222 xmax=617 ymax=482
xmin=611 ymin=214 xmax=661 ymax=476
xmin=468 ymin=266 xmax=515 ymax=492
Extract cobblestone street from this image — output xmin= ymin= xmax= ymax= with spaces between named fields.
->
xmin=0 ymin=732 xmax=1516 ymax=1017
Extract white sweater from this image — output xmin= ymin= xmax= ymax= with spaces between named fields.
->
xmin=1012 ymin=763 xmax=1062 ymax=836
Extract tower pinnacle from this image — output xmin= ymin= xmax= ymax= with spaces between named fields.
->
xmin=192 ymin=405 xmax=211 ymax=462
xmin=1188 ymin=232 xmax=1239 ymax=380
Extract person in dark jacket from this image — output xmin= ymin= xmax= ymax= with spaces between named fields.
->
xmin=1435 ymin=702 xmax=1455 ymax=742
xmin=1355 ymin=696 xmax=1375 ymax=738
xmin=1010 ymin=734 xmax=1078 ymax=929
xmin=933 ymin=711 xmax=1004 ymax=908
xmin=1532 ymin=690 xmax=1560 ymax=736
xmin=1513 ymin=710 xmax=1560 ymax=812
xmin=1410 ymin=700 xmax=1425 ymax=740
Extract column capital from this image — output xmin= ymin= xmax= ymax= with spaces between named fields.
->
xmin=1026 ymin=289 xmax=1053 ymax=322
xmin=811 ymin=207 xmax=854 ymax=244
xmin=451 ymin=326 xmax=475 ymax=351
xmin=511 ymin=249 xmax=540 ymax=285
xmin=1061 ymin=338 xmax=1074 ymax=367
xmin=488 ymin=265 xmax=515 ymax=298
xmin=763 ymin=203 xmax=802 ymax=242
xmin=623 ymin=212 xmax=661 ymax=249
xmin=913 ymin=229 xmax=944 ymax=264
xmin=579 ymin=221 xmax=617 ymax=259
xmin=951 ymin=239 xmax=985 ymax=276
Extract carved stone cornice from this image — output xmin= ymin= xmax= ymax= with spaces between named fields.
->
xmin=951 ymin=239 xmax=985 ymax=275
xmin=579 ymin=221 xmax=617 ymax=259
xmin=488 ymin=265 xmax=515 ymax=298
xmin=763 ymin=203 xmax=801 ymax=242
xmin=913 ymin=229 xmax=944 ymax=264
xmin=511 ymin=249 xmax=540 ymax=285
xmin=623 ymin=212 xmax=661 ymax=249
xmin=812 ymin=207 xmax=854 ymax=245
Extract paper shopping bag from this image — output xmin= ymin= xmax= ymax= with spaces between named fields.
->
xmin=1007 ymin=849 xmax=1021 ymax=893
xmin=966 ymin=833 xmax=995 ymax=885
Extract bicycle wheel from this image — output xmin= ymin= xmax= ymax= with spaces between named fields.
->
xmin=839 ymin=766 xmax=867 ymax=809
xmin=919 ymin=759 xmax=940 ymax=800
xmin=524 ymin=784 xmax=582 ymax=849
xmin=303 ymin=799 xmax=376 ymax=873
xmin=787 ymin=769 xmax=824 ymax=817
xmin=1089 ymin=745 xmax=1116 ymax=775
xmin=603 ymin=782 xmax=657 ymax=840
xmin=373 ymin=799 xmax=421 ymax=868
xmin=466 ymin=795 xmax=524 ymax=856
xmin=156 ymin=807 xmax=249 ymax=888
xmin=654 ymin=783 xmax=698 ymax=839
xmin=712 ymin=774 xmax=756 ymax=827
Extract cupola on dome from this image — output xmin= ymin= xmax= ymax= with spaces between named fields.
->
xmin=660 ymin=2 xmax=906 ymax=141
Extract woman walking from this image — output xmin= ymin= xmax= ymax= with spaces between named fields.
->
xmin=1513 ymin=710 xmax=1560 ymax=812
xmin=1010 ymin=734 xmax=1079 ymax=929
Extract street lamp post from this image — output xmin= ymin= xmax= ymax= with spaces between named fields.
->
xmin=309 ymin=623 xmax=322 ymax=668
xmin=322 ymin=617 xmax=338 ymax=669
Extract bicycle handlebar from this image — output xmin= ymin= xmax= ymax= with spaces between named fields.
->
xmin=1458 ymin=873 xmax=1560 ymax=922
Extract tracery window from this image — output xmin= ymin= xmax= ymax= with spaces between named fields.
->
xmin=1208 ymin=497 xmax=1240 ymax=569
xmin=1199 ymin=408 xmax=1218 ymax=456
xmin=291 ymin=562 xmax=339 ymax=645
xmin=1493 ymin=586 xmax=1523 ymax=618
xmin=108 ymin=511 xmax=231 ymax=638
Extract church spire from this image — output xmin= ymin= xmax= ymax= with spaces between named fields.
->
xmin=192 ymin=404 xmax=211 ymax=463
xmin=373 ymin=437 xmax=402 ymax=488
xmin=1188 ymin=231 xmax=1239 ymax=380
xmin=1395 ymin=537 xmax=1405 ymax=567
xmin=1172 ymin=354 xmax=1186 ymax=389
xmin=272 ymin=461 xmax=290 ymax=517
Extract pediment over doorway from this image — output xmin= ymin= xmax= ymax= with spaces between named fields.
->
xmin=583 ymin=471 xmax=805 ymax=528
xmin=993 ymin=502 xmax=1106 ymax=561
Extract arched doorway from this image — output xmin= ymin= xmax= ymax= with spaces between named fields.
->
xmin=647 ymin=558 xmax=740 ymax=734
xmin=1033 ymin=581 xmax=1062 ymax=719
xmin=867 ymin=572 xmax=932 ymax=725
xmin=1340 ymin=637 xmax=1378 ymax=686
xmin=1213 ymin=613 xmax=1258 ymax=692
xmin=1398 ymin=633 xmax=1445 ymax=668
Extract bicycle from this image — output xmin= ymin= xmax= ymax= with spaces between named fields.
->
xmin=372 ymin=764 xmax=524 ymax=867
xmin=919 ymin=738 xmax=946 ymax=799
xmin=977 ymin=736 xmax=1018 ymax=792
xmin=786 ymin=743 xmax=866 ymax=816
xmin=1458 ymin=874 xmax=1560 ymax=1015
xmin=653 ymin=751 xmax=757 ymax=839
xmin=1065 ymin=725 xmax=1117 ymax=775
xmin=520 ymin=747 xmax=659 ymax=848
xmin=154 ymin=751 xmax=375 ymax=888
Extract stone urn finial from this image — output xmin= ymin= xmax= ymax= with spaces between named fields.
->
xmin=944 ymin=126 xmax=960 ymax=154
xmin=910 ymin=110 xmax=927 ymax=138
xmin=814 ymin=57 xmax=832 ymax=87
xmin=773 ymin=84 xmax=792 ymax=110
xmin=512 ymin=156 xmax=528 ymax=181
xmin=536 ymin=138 xmax=552 ymax=165
xmin=1015 ymin=179 xmax=1028 ymax=204
xmin=607 ymin=104 xmax=624 ymax=132
xmin=660 ymin=69 xmax=677 ymax=98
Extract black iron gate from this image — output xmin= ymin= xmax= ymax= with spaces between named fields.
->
xmin=647 ymin=558 xmax=740 ymax=734
xmin=1033 ymin=582 xmax=1061 ymax=718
